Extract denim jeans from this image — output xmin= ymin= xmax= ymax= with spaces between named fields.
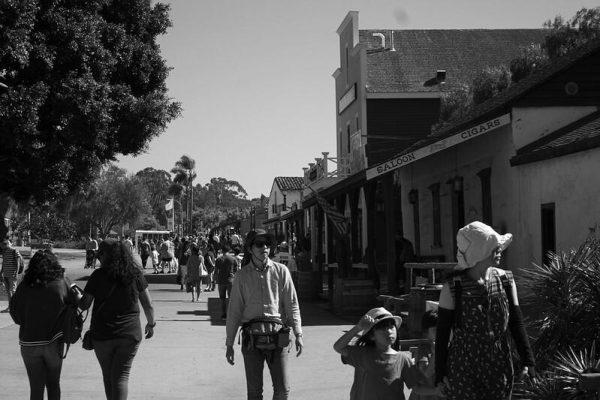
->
xmin=93 ymin=338 xmax=140 ymax=400
xmin=2 ymin=276 xmax=17 ymax=302
xmin=20 ymin=341 xmax=64 ymax=400
xmin=241 ymin=334 xmax=290 ymax=400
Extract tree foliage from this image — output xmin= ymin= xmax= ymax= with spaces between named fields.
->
xmin=135 ymin=167 xmax=171 ymax=226
xmin=72 ymin=165 xmax=151 ymax=238
xmin=471 ymin=66 xmax=511 ymax=105
xmin=23 ymin=207 xmax=76 ymax=241
xmin=543 ymin=7 xmax=600 ymax=59
xmin=509 ymin=43 xmax=549 ymax=83
xmin=0 ymin=0 xmax=181 ymax=236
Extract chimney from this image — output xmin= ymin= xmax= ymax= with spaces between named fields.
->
xmin=436 ymin=70 xmax=446 ymax=84
xmin=390 ymin=30 xmax=396 ymax=51
xmin=372 ymin=32 xmax=385 ymax=49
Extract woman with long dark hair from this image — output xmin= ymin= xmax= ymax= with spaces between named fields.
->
xmin=78 ymin=239 xmax=155 ymax=400
xmin=10 ymin=250 xmax=76 ymax=400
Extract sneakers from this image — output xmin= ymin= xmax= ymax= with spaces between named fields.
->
xmin=0 ymin=308 xmax=9 ymax=313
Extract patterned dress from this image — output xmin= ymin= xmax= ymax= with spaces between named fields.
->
xmin=446 ymin=268 xmax=514 ymax=400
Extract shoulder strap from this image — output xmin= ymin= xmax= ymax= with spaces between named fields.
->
xmin=499 ymin=270 xmax=514 ymax=305
xmin=452 ymin=277 xmax=462 ymax=329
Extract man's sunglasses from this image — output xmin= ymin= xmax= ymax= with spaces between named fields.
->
xmin=253 ymin=240 xmax=272 ymax=247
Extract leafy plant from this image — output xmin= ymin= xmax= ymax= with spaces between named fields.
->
xmin=518 ymin=237 xmax=600 ymax=397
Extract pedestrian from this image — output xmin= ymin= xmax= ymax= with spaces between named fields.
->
xmin=9 ymin=250 xmax=77 ymax=400
xmin=185 ymin=244 xmax=204 ymax=302
xmin=85 ymin=235 xmax=99 ymax=269
xmin=151 ymin=245 xmax=160 ymax=275
xmin=123 ymin=235 xmax=134 ymax=253
xmin=204 ymin=244 xmax=216 ymax=291
xmin=435 ymin=221 xmax=536 ymax=400
xmin=139 ymin=237 xmax=151 ymax=270
xmin=1 ymin=237 xmax=24 ymax=312
xmin=177 ymin=237 xmax=189 ymax=290
xmin=225 ymin=229 xmax=303 ymax=400
xmin=159 ymin=235 xmax=174 ymax=273
xmin=213 ymin=244 xmax=239 ymax=320
xmin=272 ymin=242 xmax=298 ymax=288
xmin=333 ymin=307 xmax=438 ymax=400
xmin=77 ymin=239 xmax=156 ymax=400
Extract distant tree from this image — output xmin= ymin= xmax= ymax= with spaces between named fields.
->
xmin=0 ymin=0 xmax=181 ymax=238
xmin=171 ymin=155 xmax=196 ymax=234
xmin=471 ymin=66 xmax=511 ymax=105
xmin=24 ymin=208 xmax=76 ymax=242
xmin=510 ymin=44 xmax=549 ymax=82
xmin=73 ymin=165 xmax=151 ymax=238
xmin=543 ymin=7 xmax=600 ymax=59
xmin=205 ymin=177 xmax=248 ymax=207
xmin=135 ymin=167 xmax=172 ymax=226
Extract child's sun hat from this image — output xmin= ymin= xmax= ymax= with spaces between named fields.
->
xmin=362 ymin=307 xmax=402 ymax=337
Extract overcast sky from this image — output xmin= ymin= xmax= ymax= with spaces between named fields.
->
xmin=116 ymin=0 xmax=599 ymax=198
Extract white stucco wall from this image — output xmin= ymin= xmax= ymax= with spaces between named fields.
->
xmin=514 ymin=148 xmax=600 ymax=266
xmin=398 ymin=124 xmax=523 ymax=268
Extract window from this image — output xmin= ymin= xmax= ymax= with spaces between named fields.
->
xmin=429 ymin=183 xmax=441 ymax=246
xmin=477 ymin=168 xmax=492 ymax=224
xmin=283 ymin=194 xmax=287 ymax=211
xmin=347 ymin=125 xmax=351 ymax=154
xmin=409 ymin=189 xmax=421 ymax=256
xmin=541 ymin=203 xmax=556 ymax=265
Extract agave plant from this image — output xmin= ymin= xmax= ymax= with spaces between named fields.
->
xmin=519 ymin=237 xmax=600 ymax=369
xmin=519 ymin=344 xmax=600 ymax=400
xmin=518 ymin=236 xmax=600 ymax=397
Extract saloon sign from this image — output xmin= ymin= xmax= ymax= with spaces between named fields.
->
xmin=366 ymin=113 xmax=511 ymax=180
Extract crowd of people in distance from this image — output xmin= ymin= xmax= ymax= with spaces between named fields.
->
xmin=0 ymin=221 xmax=537 ymax=400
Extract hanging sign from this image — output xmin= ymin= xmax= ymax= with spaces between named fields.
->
xmin=366 ymin=113 xmax=510 ymax=180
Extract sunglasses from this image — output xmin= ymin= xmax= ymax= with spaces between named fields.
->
xmin=253 ymin=240 xmax=272 ymax=248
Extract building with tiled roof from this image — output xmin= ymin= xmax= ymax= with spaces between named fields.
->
xmin=263 ymin=177 xmax=305 ymax=244
xmin=366 ymin=35 xmax=600 ymax=274
xmin=362 ymin=29 xmax=546 ymax=94
xmin=274 ymin=176 xmax=305 ymax=192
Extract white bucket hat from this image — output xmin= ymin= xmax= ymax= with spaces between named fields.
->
xmin=455 ymin=221 xmax=512 ymax=270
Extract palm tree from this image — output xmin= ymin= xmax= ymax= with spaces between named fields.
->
xmin=171 ymin=155 xmax=196 ymax=235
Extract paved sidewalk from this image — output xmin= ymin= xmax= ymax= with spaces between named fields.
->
xmin=0 ymin=251 xmax=381 ymax=399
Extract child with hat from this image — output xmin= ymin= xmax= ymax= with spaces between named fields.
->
xmin=333 ymin=307 xmax=442 ymax=400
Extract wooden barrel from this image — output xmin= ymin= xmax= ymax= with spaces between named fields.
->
xmin=297 ymin=271 xmax=316 ymax=300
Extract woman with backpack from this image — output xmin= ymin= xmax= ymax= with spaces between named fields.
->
xmin=77 ymin=239 xmax=155 ymax=400
xmin=9 ymin=250 xmax=78 ymax=400
xmin=435 ymin=221 xmax=536 ymax=400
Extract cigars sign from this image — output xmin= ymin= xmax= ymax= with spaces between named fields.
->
xmin=366 ymin=113 xmax=511 ymax=180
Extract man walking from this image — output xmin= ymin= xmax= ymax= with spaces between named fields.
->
xmin=85 ymin=235 xmax=98 ymax=268
xmin=225 ymin=229 xmax=303 ymax=400
xmin=139 ymin=237 xmax=151 ymax=269
xmin=214 ymin=244 xmax=239 ymax=320
xmin=1 ymin=238 xmax=24 ymax=312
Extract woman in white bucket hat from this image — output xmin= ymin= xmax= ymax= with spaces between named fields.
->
xmin=435 ymin=221 xmax=535 ymax=400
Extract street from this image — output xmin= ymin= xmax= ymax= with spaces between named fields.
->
xmin=0 ymin=249 xmax=367 ymax=399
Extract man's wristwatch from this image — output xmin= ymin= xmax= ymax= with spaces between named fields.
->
xmin=296 ymin=333 xmax=303 ymax=338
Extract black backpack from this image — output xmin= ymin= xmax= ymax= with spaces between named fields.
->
xmin=60 ymin=302 xmax=88 ymax=358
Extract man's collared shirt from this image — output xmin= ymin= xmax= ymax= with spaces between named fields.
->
xmin=225 ymin=258 xmax=302 ymax=346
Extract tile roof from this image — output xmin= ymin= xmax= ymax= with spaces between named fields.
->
xmin=361 ymin=29 xmax=547 ymax=93
xmin=385 ymin=37 xmax=600 ymax=160
xmin=510 ymin=110 xmax=600 ymax=166
xmin=274 ymin=177 xmax=304 ymax=191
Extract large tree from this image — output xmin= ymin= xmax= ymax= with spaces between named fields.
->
xmin=135 ymin=167 xmax=172 ymax=227
xmin=73 ymin=165 xmax=151 ymax=238
xmin=0 ymin=0 xmax=181 ymax=237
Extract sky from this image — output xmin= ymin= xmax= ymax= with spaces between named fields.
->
xmin=116 ymin=0 xmax=600 ymax=199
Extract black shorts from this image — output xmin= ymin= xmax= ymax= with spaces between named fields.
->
xmin=161 ymin=257 xmax=172 ymax=262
